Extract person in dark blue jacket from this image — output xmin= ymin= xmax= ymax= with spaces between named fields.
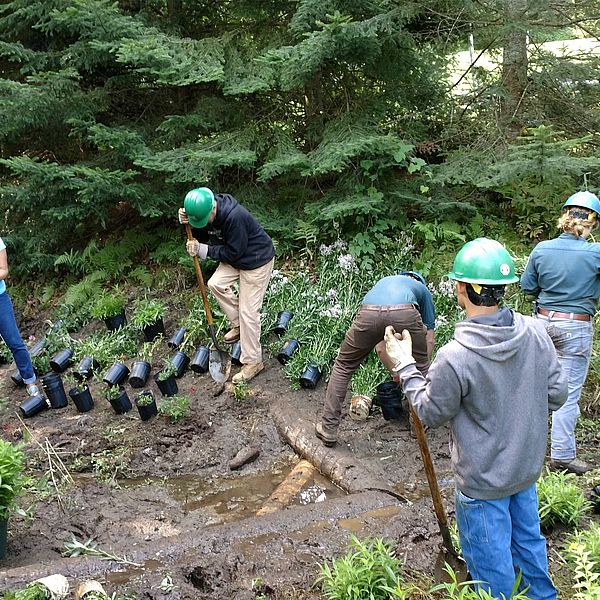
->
xmin=315 ymin=271 xmax=435 ymax=446
xmin=179 ymin=188 xmax=275 ymax=384
xmin=521 ymin=190 xmax=600 ymax=474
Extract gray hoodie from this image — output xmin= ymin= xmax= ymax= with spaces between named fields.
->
xmin=400 ymin=309 xmax=567 ymax=500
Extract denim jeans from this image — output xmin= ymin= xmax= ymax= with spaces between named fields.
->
xmin=456 ymin=485 xmax=556 ymax=600
xmin=536 ymin=315 xmax=593 ymax=461
xmin=0 ymin=291 xmax=35 ymax=383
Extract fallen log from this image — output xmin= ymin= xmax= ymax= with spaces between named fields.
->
xmin=270 ymin=403 xmax=406 ymax=502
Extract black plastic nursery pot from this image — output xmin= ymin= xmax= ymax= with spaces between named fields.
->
xmin=135 ymin=391 xmax=158 ymax=421
xmin=20 ymin=394 xmax=49 ymax=418
xmin=103 ymin=361 xmax=130 ymax=387
xmin=29 ymin=338 xmax=46 ymax=357
xmin=170 ymin=351 xmax=190 ymax=378
xmin=104 ymin=312 xmax=127 ymax=332
xmin=74 ymin=356 xmax=98 ymax=381
xmin=11 ymin=371 xmax=25 ymax=387
xmin=0 ymin=519 xmax=7 ymax=559
xmin=109 ymin=388 xmax=132 ymax=415
xmin=41 ymin=372 xmax=69 ymax=409
xmin=299 ymin=363 xmax=322 ymax=389
xmin=277 ymin=338 xmax=299 ymax=365
xmin=143 ymin=318 xmax=165 ymax=342
xmin=230 ymin=341 xmax=243 ymax=366
xmin=190 ymin=345 xmax=210 ymax=374
xmin=49 ymin=348 xmax=74 ymax=373
xmin=375 ymin=381 xmax=404 ymax=421
xmin=129 ymin=360 xmax=151 ymax=388
xmin=168 ymin=327 xmax=186 ymax=349
xmin=272 ymin=311 xmax=294 ymax=336
xmin=68 ymin=386 xmax=94 ymax=413
xmin=154 ymin=372 xmax=178 ymax=397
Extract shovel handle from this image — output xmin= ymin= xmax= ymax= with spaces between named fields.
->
xmin=408 ymin=403 xmax=458 ymax=558
xmin=185 ymin=223 xmax=214 ymax=328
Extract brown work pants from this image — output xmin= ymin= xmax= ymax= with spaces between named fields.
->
xmin=321 ymin=304 xmax=429 ymax=433
xmin=207 ymin=258 xmax=274 ymax=365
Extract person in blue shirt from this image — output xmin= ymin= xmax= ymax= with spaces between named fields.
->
xmin=315 ymin=271 xmax=435 ymax=446
xmin=0 ymin=237 xmax=40 ymax=398
xmin=521 ymin=190 xmax=600 ymax=474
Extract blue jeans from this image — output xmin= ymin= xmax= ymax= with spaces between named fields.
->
xmin=456 ymin=485 xmax=556 ymax=600
xmin=0 ymin=291 xmax=35 ymax=383
xmin=537 ymin=316 xmax=593 ymax=461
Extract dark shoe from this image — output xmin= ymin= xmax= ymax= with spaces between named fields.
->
xmin=315 ymin=422 xmax=337 ymax=447
xmin=550 ymin=458 xmax=592 ymax=475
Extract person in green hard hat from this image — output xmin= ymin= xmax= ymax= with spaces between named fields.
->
xmin=384 ymin=238 xmax=567 ymax=600
xmin=178 ymin=188 xmax=275 ymax=383
xmin=521 ymin=190 xmax=600 ymax=475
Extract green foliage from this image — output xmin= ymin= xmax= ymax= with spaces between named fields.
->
xmin=537 ymin=468 xmax=592 ymax=530
xmin=158 ymin=395 xmax=190 ymax=423
xmin=233 ymin=380 xmax=251 ymax=402
xmin=136 ymin=392 xmax=155 ymax=407
xmin=566 ymin=523 xmax=600 ymax=576
xmin=104 ymin=385 xmax=123 ymax=402
xmin=0 ymin=439 xmax=25 ymax=520
xmin=564 ymin=539 xmax=600 ymax=599
xmin=315 ymin=535 xmax=404 ymax=600
xmin=157 ymin=360 xmax=177 ymax=381
xmin=73 ymin=328 xmax=138 ymax=367
xmin=90 ymin=292 xmax=125 ymax=320
xmin=130 ymin=297 xmax=166 ymax=329
xmin=350 ymin=353 xmax=388 ymax=398
xmin=3 ymin=582 xmax=50 ymax=600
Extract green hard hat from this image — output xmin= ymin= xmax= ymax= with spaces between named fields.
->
xmin=448 ymin=238 xmax=519 ymax=285
xmin=184 ymin=187 xmax=215 ymax=228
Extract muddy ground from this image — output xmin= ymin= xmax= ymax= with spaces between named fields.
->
xmin=0 ymin=317 xmax=596 ymax=599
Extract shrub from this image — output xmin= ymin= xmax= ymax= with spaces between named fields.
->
xmin=130 ymin=297 xmax=166 ymax=328
xmin=0 ymin=440 xmax=26 ymax=521
xmin=316 ymin=535 xmax=403 ymax=600
xmin=158 ymin=395 xmax=190 ymax=423
xmin=537 ymin=468 xmax=591 ymax=529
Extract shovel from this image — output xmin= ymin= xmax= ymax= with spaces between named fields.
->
xmin=184 ymin=223 xmax=231 ymax=383
xmin=408 ymin=402 xmax=463 ymax=566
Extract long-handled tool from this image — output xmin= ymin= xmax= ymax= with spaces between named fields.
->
xmin=408 ymin=402 xmax=462 ymax=562
xmin=184 ymin=223 xmax=231 ymax=383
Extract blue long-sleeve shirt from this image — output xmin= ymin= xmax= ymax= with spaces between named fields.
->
xmin=362 ymin=275 xmax=435 ymax=329
xmin=520 ymin=233 xmax=600 ymax=316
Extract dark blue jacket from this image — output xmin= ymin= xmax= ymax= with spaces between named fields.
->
xmin=192 ymin=194 xmax=275 ymax=270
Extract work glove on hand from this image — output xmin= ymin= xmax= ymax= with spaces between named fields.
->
xmin=384 ymin=325 xmax=416 ymax=372
xmin=178 ymin=208 xmax=189 ymax=224
xmin=186 ymin=239 xmax=209 ymax=259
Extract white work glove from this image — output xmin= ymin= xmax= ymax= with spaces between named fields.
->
xmin=178 ymin=208 xmax=189 ymax=224
xmin=186 ymin=239 xmax=208 ymax=259
xmin=384 ymin=325 xmax=416 ymax=372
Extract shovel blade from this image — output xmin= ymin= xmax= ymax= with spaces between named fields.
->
xmin=209 ymin=348 xmax=231 ymax=383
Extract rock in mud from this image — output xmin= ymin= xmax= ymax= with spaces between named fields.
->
xmin=228 ymin=445 xmax=260 ymax=470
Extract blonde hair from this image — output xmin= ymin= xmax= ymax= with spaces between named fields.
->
xmin=558 ymin=207 xmax=597 ymax=238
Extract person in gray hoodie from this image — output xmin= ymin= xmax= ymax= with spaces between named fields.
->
xmin=384 ymin=238 xmax=567 ymax=600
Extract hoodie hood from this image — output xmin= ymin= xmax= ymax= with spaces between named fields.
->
xmin=213 ymin=193 xmax=238 ymax=225
xmin=453 ymin=309 xmax=527 ymax=362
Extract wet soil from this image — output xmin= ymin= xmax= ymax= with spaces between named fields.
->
xmin=0 ymin=322 xmax=594 ymax=599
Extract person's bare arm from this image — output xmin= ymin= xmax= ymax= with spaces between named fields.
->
xmin=0 ymin=249 xmax=8 ymax=281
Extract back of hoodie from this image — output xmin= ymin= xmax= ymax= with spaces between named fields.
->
xmin=402 ymin=310 xmax=566 ymax=500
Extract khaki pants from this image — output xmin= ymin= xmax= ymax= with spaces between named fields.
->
xmin=207 ymin=258 xmax=274 ymax=364
xmin=322 ymin=304 xmax=429 ymax=433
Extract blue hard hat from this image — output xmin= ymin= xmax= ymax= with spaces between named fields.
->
xmin=562 ymin=191 xmax=600 ymax=217
xmin=400 ymin=271 xmax=427 ymax=286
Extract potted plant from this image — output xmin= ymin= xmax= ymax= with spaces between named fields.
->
xmin=102 ymin=360 xmax=130 ymax=387
xmin=105 ymin=385 xmax=132 ymax=415
xmin=154 ymin=360 xmax=178 ymax=397
xmin=75 ymin=581 xmax=108 ymax=600
xmin=135 ymin=390 xmax=158 ymax=421
xmin=131 ymin=297 xmax=166 ymax=342
xmin=0 ymin=439 xmax=25 ymax=559
xmin=7 ymin=575 xmax=70 ymax=600
xmin=129 ymin=338 xmax=160 ymax=388
xmin=65 ymin=374 xmax=95 ymax=413
xmin=91 ymin=292 xmax=127 ymax=331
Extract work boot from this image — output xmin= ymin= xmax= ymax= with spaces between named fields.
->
xmin=224 ymin=326 xmax=241 ymax=343
xmin=232 ymin=362 xmax=264 ymax=384
xmin=550 ymin=457 xmax=592 ymax=475
xmin=315 ymin=422 xmax=337 ymax=447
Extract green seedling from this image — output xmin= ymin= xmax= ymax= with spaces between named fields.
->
xmin=63 ymin=533 xmax=142 ymax=566
xmin=158 ymin=395 xmax=190 ymax=423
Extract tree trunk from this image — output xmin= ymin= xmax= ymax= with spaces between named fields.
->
xmin=500 ymin=0 xmax=529 ymax=128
